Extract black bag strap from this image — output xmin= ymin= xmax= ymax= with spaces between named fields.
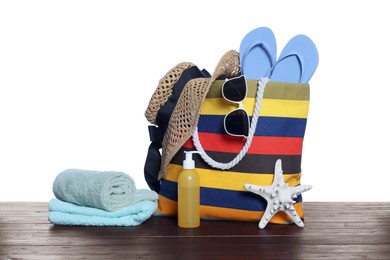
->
xmin=144 ymin=126 xmax=163 ymax=192
xmin=144 ymin=66 xmax=210 ymax=192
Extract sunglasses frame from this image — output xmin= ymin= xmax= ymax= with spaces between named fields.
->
xmin=222 ymin=75 xmax=250 ymax=138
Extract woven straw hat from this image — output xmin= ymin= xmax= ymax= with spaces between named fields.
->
xmin=146 ymin=50 xmax=241 ymax=179
xmin=145 ymin=62 xmax=195 ymax=125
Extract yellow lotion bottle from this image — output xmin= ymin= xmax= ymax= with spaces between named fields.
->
xmin=178 ymin=151 xmax=200 ymax=228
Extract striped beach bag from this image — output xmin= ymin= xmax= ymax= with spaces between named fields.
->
xmin=157 ymin=76 xmax=310 ymax=224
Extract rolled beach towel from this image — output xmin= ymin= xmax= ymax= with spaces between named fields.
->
xmin=53 ymin=169 xmax=136 ymax=212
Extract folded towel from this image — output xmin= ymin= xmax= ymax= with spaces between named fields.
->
xmin=48 ymin=192 xmax=158 ymax=226
xmin=53 ymin=169 xmax=137 ymax=212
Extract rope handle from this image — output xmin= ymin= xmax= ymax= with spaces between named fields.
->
xmin=192 ymin=77 xmax=270 ymax=170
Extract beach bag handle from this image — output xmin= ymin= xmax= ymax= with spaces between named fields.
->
xmin=192 ymin=77 xmax=269 ymax=170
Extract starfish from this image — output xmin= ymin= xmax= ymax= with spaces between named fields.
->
xmin=243 ymin=159 xmax=312 ymax=229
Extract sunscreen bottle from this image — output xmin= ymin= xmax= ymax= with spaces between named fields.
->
xmin=178 ymin=151 xmax=200 ymax=228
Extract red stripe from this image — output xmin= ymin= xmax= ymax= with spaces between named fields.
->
xmin=183 ymin=132 xmax=303 ymax=155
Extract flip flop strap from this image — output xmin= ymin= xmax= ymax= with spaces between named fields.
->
xmin=192 ymin=77 xmax=270 ymax=170
xmin=241 ymin=42 xmax=274 ymax=76
xmin=268 ymin=52 xmax=304 ymax=83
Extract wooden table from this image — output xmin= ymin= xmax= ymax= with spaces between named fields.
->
xmin=1 ymin=202 xmax=389 ymax=259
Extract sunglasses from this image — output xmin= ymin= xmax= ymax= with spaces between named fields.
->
xmin=222 ymin=75 xmax=249 ymax=137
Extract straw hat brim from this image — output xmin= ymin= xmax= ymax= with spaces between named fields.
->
xmin=159 ymin=50 xmax=241 ymax=179
xmin=145 ymin=62 xmax=195 ymax=125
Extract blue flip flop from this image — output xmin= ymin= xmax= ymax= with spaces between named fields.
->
xmin=268 ymin=34 xmax=318 ymax=84
xmin=239 ymin=27 xmax=277 ymax=80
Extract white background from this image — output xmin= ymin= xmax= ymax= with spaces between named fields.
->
xmin=1 ymin=0 xmax=389 ymax=202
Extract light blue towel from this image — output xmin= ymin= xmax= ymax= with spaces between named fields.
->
xmin=48 ymin=189 xmax=158 ymax=226
xmin=53 ymin=169 xmax=136 ymax=212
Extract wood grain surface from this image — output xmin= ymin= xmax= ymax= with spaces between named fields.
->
xmin=1 ymin=202 xmax=389 ymax=259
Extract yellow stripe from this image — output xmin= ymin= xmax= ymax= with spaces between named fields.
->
xmin=261 ymin=99 xmax=309 ymax=118
xmin=165 ymin=164 xmax=301 ymax=191
xmin=200 ymin=98 xmax=309 ymax=118
xmin=157 ymin=195 xmax=177 ymax=215
xmin=200 ymin=203 xmax=304 ymax=223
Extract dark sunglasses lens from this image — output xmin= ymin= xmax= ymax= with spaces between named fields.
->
xmin=225 ymin=109 xmax=249 ymax=137
xmin=223 ymin=76 xmax=247 ymax=102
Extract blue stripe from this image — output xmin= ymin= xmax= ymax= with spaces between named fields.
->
xmin=198 ymin=115 xmax=307 ymax=138
xmin=201 ymin=187 xmax=267 ymax=211
xmin=159 ymin=179 xmax=178 ymax=201
xmin=160 ymin=179 xmax=303 ymax=211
